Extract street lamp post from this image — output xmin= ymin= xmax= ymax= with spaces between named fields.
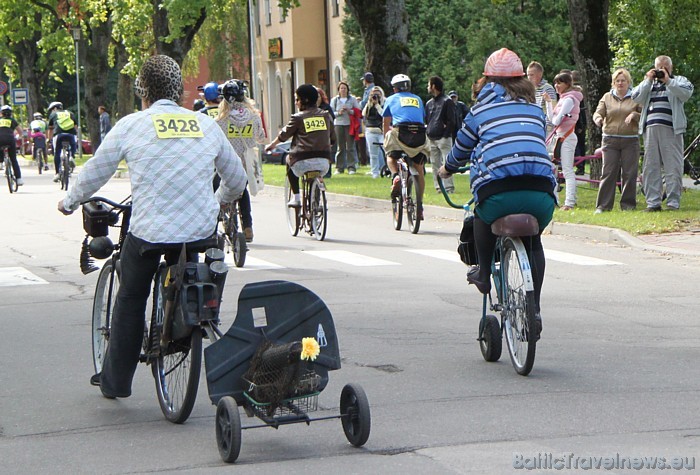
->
xmin=71 ymin=27 xmax=83 ymax=160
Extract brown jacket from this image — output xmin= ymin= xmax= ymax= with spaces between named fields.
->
xmin=593 ymin=91 xmax=642 ymax=137
xmin=276 ymin=107 xmax=336 ymax=166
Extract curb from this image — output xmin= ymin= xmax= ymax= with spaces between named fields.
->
xmin=35 ymin=163 xmax=697 ymax=257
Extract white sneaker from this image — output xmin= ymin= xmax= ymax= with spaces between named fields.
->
xmin=53 ymin=174 xmax=60 ymax=183
xmin=16 ymin=178 xmax=24 ymax=186
xmin=287 ymin=197 xmax=301 ymax=208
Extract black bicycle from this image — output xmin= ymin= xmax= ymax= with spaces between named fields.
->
xmin=219 ymin=200 xmax=247 ymax=267
xmin=3 ymin=145 xmax=17 ymax=193
xmin=382 ymin=144 xmax=420 ymax=234
xmin=33 ymin=135 xmax=47 ymax=174
xmin=285 ymin=170 xmax=328 ymax=241
xmin=83 ymin=196 xmax=229 ymax=423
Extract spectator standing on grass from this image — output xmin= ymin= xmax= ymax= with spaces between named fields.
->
xmin=331 ymin=81 xmax=360 ymax=174
xmin=448 ymin=90 xmax=469 ymax=138
xmin=592 ymin=68 xmax=642 ymax=213
xmin=425 ymin=76 xmax=456 ymax=193
xmin=571 ymin=71 xmax=588 ymax=174
xmin=362 ymin=85 xmax=386 ymax=178
xmin=360 ymin=72 xmax=375 ymax=109
xmin=543 ymin=72 xmax=582 ymax=211
xmin=527 ymin=61 xmax=557 ymax=135
xmin=631 ymin=55 xmax=694 ymax=211
xmin=99 ymin=106 xmax=112 ymax=144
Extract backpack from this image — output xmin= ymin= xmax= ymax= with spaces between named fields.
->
xmin=57 ymin=111 xmax=75 ymax=131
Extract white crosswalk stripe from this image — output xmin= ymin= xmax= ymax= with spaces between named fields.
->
xmin=305 ymin=250 xmax=399 ymax=267
xmin=545 ymin=249 xmax=623 ymax=266
xmin=405 ymin=249 xmax=462 ymax=263
xmin=0 ymin=267 xmax=49 ymax=287
xmin=224 ymin=253 xmax=284 ymax=271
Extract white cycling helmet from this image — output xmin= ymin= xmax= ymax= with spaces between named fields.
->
xmin=390 ymin=74 xmax=411 ymax=92
xmin=33 ymin=112 xmax=43 ymax=119
xmin=48 ymin=101 xmax=63 ymax=112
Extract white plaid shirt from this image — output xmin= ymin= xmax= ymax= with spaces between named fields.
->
xmin=65 ymin=100 xmax=247 ymax=243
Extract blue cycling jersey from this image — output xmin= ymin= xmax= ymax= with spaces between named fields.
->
xmin=382 ymin=92 xmax=425 ymax=125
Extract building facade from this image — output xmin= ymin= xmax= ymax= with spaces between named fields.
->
xmin=249 ymin=0 xmax=348 ymax=138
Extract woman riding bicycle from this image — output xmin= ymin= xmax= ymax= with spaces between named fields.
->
xmin=439 ymin=48 xmax=557 ymax=338
xmin=215 ymin=79 xmax=267 ymax=242
xmin=265 ymin=84 xmax=336 ymax=208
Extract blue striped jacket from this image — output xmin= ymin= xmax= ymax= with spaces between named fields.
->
xmin=445 ymin=83 xmax=556 ymax=204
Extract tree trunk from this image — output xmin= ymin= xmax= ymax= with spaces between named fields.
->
xmin=82 ymin=18 xmax=112 ymax=153
xmin=345 ymin=0 xmax=411 ymax=94
xmin=14 ymin=13 xmax=51 ymax=116
xmin=115 ymin=42 xmax=135 ymax=121
xmin=567 ymin=0 xmax=611 ymax=181
xmin=152 ymin=1 xmax=207 ymax=67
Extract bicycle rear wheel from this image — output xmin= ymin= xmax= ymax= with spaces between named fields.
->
xmin=150 ymin=272 xmax=202 ymax=424
xmin=310 ymin=178 xmax=327 ymax=241
xmin=392 ymin=179 xmax=403 ymax=230
xmin=92 ymin=258 xmax=119 ymax=374
xmin=501 ymin=237 xmax=537 ymax=376
xmin=6 ymin=161 xmax=16 ymax=193
xmin=60 ymin=156 xmax=70 ymax=190
xmin=284 ymin=176 xmax=300 ymax=236
xmin=406 ymin=175 xmax=420 ymax=234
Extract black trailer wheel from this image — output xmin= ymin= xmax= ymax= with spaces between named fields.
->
xmin=233 ymin=232 xmax=247 ymax=268
xmin=479 ymin=314 xmax=502 ymax=362
xmin=216 ymin=396 xmax=242 ymax=463
xmin=340 ymin=383 xmax=371 ymax=447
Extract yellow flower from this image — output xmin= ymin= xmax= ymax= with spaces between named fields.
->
xmin=300 ymin=337 xmax=320 ymax=361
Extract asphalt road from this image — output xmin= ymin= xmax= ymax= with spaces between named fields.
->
xmin=1 ymin=168 xmax=699 ymax=474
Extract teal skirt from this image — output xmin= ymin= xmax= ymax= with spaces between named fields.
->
xmin=475 ymin=190 xmax=555 ymax=231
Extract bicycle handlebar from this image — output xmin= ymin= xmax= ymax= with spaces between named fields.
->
xmin=81 ymin=196 xmax=132 ymax=210
xmin=437 ymin=167 xmax=472 ymax=211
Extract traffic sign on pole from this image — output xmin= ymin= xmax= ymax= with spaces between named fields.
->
xmin=12 ymin=88 xmax=28 ymax=105
xmin=0 ymin=81 xmax=7 ymax=95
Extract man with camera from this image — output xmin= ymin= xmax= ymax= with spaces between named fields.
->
xmin=632 ymin=55 xmax=694 ymax=211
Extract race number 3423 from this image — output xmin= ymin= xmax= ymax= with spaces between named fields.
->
xmin=152 ymin=114 xmax=204 ymax=138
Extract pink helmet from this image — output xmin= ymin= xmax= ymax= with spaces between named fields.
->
xmin=483 ymin=48 xmax=525 ymax=77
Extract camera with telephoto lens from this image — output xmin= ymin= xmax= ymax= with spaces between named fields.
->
xmin=372 ymin=94 xmax=380 ymax=101
xmin=654 ymin=69 xmax=666 ymax=80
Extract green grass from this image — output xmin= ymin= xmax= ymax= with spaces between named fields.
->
xmin=263 ymin=163 xmax=700 ymax=235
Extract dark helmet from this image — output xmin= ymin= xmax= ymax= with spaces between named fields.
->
xmin=220 ymin=79 xmax=248 ymax=103
xmin=193 ymin=98 xmax=205 ymax=111
xmin=1 ymin=105 xmax=12 ymax=117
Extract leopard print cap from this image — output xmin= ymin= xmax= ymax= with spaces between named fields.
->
xmin=134 ymin=55 xmax=183 ymax=103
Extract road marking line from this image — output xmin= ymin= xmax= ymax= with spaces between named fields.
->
xmin=0 ymin=267 xmax=49 ymax=287
xmin=406 ymin=249 xmax=462 ymax=263
xmin=305 ymin=250 xmax=400 ymax=267
xmin=545 ymin=249 xmax=623 ymax=266
xmin=225 ymin=254 xmax=284 ymax=271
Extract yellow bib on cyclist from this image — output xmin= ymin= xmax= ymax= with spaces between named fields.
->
xmin=303 ymin=117 xmax=327 ymax=133
xmin=151 ymin=114 xmax=204 ymax=138
xmin=399 ymin=97 xmax=420 ymax=108
xmin=56 ymin=111 xmax=75 ymax=130
xmin=227 ymin=122 xmax=254 ymax=138
xmin=0 ymin=118 xmax=11 ymax=128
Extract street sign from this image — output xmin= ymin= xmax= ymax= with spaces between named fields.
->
xmin=12 ymin=88 xmax=28 ymax=105
xmin=0 ymin=81 xmax=7 ymax=95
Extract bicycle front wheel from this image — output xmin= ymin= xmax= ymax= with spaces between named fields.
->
xmin=406 ymin=175 xmax=420 ymax=234
xmin=310 ymin=178 xmax=327 ymax=241
xmin=284 ymin=176 xmax=300 ymax=236
xmin=92 ymin=258 xmax=119 ymax=374
xmin=150 ymin=277 xmax=202 ymax=424
xmin=501 ymin=237 xmax=537 ymax=376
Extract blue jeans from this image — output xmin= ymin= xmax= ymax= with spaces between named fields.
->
xmin=54 ymin=133 xmax=76 ymax=173
xmin=365 ymin=129 xmax=384 ymax=177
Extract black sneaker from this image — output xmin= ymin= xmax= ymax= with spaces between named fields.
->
xmin=642 ymin=206 xmax=662 ymax=212
xmin=533 ymin=314 xmax=542 ymax=342
xmin=467 ymin=266 xmax=491 ymax=294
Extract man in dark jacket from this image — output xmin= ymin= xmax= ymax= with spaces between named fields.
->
xmin=426 ymin=76 xmax=456 ymax=193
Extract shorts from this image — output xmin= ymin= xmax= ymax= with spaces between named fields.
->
xmin=475 ymin=190 xmax=555 ymax=231
xmin=290 ymin=158 xmax=330 ymax=177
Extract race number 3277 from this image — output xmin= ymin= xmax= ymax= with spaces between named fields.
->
xmin=303 ymin=117 xmax=327 ymax=133
xmin=151 ymin=114 xmax=204 ymax=138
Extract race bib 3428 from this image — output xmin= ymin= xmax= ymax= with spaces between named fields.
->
xmin=152 ymin=114 xmax=204 ymax=138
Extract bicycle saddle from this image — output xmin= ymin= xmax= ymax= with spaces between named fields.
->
xmin=490 ymin=214 xmax=539 ymax=237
